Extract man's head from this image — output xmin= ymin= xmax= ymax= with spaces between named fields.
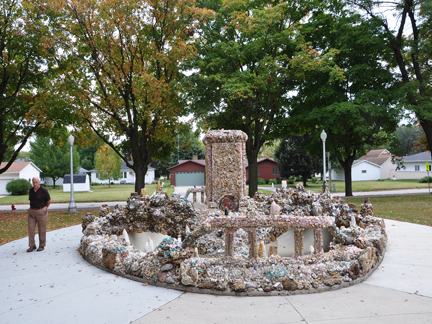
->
xmin=32 ymin=177 xmax=41 ymax=190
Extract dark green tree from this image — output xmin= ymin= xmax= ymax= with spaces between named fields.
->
xmin=347 ymin=0 xmax=432 ymax=160
xmin=388 ymin=125 xmax=425 ymax=157
xmin=289 ymin=9 xmax=401 ymax=196
xmin=187 ymin=0 xmax=344 ymax=197
xmin=29 ymin=135 xmax=80 ymax=188
xmin=274 ymin=134 xmax=322 ymax=186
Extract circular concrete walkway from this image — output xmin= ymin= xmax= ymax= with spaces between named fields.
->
xmin=1 ymin=219 xmax=432 ymax=324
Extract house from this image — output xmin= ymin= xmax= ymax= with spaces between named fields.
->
xmin=0 ymin=162 xmax=42 ymax=195
xmin=246 ymin=158 xmax=280 ymax=180
xmin=391 ymin=151 xmax=432 ymax=179
xmin=90 ymin=161 xmax=155 ymax=185
xmin=167 ymin=157 xmax=279 ymax=186
xmin=331 ymin=149 xmax=393 ymax=181
xmin=62 ymin=174 xmax=90 ymax=192
xmin=44 ymin=167 xmax=89 ymax=186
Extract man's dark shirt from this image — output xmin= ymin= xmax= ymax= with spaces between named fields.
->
xmin=29 ymin=186 xmax=51 ymax=209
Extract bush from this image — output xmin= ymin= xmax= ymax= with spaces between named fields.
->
xmin=419 ymin=176 xmax=432 ymax=183
xmin=6 ymin=179 xmax=32 ymax=195
xmin=257 ymin=178 xmax=266 ymax=185
xmin=311 ymin=177 xmax=317 ymax=184
xmin=276 ymin=176 xmax=282 ymax=184
xmin=288 ymin=179 xmax=294 ymax=184
xmin=268 ymin=178 xmax=277 ymax=185
xmin=90 ymin=182 xmax=101 ymax=186
xmin=376 ymin=179 xmax=385 ymax=182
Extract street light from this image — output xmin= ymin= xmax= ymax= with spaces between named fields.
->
xmin=320 ymin=130 xmax=327 ymax=193
xmin=68 ymin=135 xmax=77 ymax=213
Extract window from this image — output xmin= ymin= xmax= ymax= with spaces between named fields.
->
xmin=257 ymin=168 xmax=261 ymax=176
xmin=362 ymin=170 xmax=367 ymax=173
xmin=96 ymin=173 xmax=99 ymax=179
xmin=123 ymin=172 xmax=127 ymax=178
xmin=415 ymin=165 xmax=420 ymax=171
xmin=272 ymin=168 xmax=278 ymax=175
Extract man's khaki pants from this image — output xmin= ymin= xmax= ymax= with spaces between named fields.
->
xmin=28 ymin=208 xmax=48 ymax=248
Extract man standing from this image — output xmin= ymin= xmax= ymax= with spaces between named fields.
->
xmin=27 ymin=177 xmax=51 ymax=252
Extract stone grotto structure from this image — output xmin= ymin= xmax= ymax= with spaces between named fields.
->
xmin=79 ymin=130 xmax=387 ymax=295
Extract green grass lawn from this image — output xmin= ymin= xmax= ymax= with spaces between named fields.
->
xmin=262 ymin=179 xmax=431 ymax=193
xmin=0 ymin=182 xmax=174 ymax=205
xmin=345 ymin=194 xmax=432 ymax=226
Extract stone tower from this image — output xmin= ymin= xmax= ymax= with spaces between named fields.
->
xmin=203 ymin=130 xmax=248 ymax=207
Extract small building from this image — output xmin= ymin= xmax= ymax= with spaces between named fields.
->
xmin=90 ymin=161 xmax=155 ymax=185
xmin=62 ymin=174 xmax=90 ymax=192
xmin=44 ymin=167 xmax=89 ymax=186
xmin=391 ymin=151 xmax=432 ymax=179
xmin=246 ymin=158 xmax=280 ymax=181
xmin=331 ymin=149 xmax=393 ymax=181
xmin=168 ymin=157 xmax=280 ymax=186
xmin=167 ymin=159 xmax=206 ymax=187
xmin=0 ymin=162 xmax=41 ymax=195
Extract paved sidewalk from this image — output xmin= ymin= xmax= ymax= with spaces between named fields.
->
xmin=1 ymin=219 xmax=431 ymax=324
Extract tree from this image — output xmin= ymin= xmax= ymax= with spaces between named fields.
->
xmin=0 ymin=0 xmax=69 ymax=172
xmin=29 ymin=135 xmax=80 ymax=188
xmin=388 ymin=125 xmax=425 ymax=157
xmin=288 ymin=8 xmax=401 ymax=196
xmin=347 ymin=0 xmax=432 ymax=160
xmin=47 ymin=0 xmax=210 ymax=192
xmin=187 ymin=0 xmax=344 ymax=197
xmin=274 ymin=134 xmax=322 ymax=185
xmin=95 ymin=144 xmax=122 ymax=187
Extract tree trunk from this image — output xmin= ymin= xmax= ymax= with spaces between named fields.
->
xmin=52 ymin=178 xmax=56 ymax=189
xmin=420 ymin=119 xmax=432 ymax=160
xmin=248 ymin=156 xmax=258 ymax=197
xmin=339 ymin=155 xmax=356 ymax=197
xmin=134 ymin=164 xmax=148 ymax=193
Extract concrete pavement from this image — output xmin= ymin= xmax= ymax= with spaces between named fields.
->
xmin=1 ymin=219 xmax=432 ymax=324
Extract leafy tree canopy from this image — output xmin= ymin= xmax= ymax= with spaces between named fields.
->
xmin=288 ymin=7 xmax=402 ymax=196
xmin=95 ymin=144 xmax=122 ymax=187
xmin=29 ymin=132 xmax=80 ymax=188
xmin=45 ymin=0 xmax=212 ymax=192
xmin=274 ymin=134 xmax=322 ymax=185
xmin=187 ymin=0 xmax=344 ymax=196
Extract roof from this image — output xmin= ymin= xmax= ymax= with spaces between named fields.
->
xmin=0 ymin=161 xmax=42 ymax=173
xmin=402 ymin=151 xmax=432 ymax=162
xmin=63 ymin=174 xmax=87 ymax=184
xmin=355 ymin=149 xmax=392 ymax=167
xmin=167 ymin=157 xmax=278 ymax=170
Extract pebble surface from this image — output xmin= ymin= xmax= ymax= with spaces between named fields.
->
xmin=79 ymin=186 xmax=387 ymax=295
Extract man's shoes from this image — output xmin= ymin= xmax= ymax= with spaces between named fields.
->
xmin=37 ymin=247 xmax=44 ymax=252
xmin=27 ymin=246 xmax=36 ymax=252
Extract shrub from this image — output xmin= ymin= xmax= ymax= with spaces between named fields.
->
xmin=276 ymin=176 xmax=282 ymax=184
xmin=6 ymin=179 xmax=32 ymax=195
xmin=257 ymin=178 xmax=266 ymax=185
xmin=311 ymin=177 xmax=317 ymax=184
xmin=268 ymin=178 xmax=277 ymax=185
xmin=376 ymin=179 xmax=385 ymax=182
xmin=90 ymin=182 xmax=101 ymax=186
xmin=288 ymin=179 xmax=294 ymax=184
xmin=419 ymin=176 xmax=432 ymax=183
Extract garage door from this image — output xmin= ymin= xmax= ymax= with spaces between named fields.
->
xmin=175 ymin=171 xmax=205 ymax=186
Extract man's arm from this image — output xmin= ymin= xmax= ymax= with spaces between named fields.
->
xmin=46 ymin=199 xmax=51 ymax=208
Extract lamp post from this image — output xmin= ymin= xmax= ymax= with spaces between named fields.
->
xmin=68 ymin=135 xmax=77 ymax=213
xmin=320 ymin=130 xmax=327 ymax=193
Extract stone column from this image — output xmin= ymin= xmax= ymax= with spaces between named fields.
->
xmin=313 ymin=228 xmax=324 ymax=254
xmin=225 ymin=228 xmax=236 ymax=257
xmin=247 ymin=228 xmax=258 ymax=259
xmin=294 ymin=229 xmax=304 ymax=257
xmin=201 ymin=192 xmax=205 ymax=203
xmin=193 ymin=192 xmax=197 ymax=203
xmin=203 ymin=130 xmax=248 ymax=207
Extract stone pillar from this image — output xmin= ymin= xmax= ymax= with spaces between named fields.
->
xmin=201 ymin=192 xmax=205 ymax=203
xmin=313 ymin=228 xmax=324 ymax=254
xmin=225 ymin=228 xmax=236 ymax=257
xmin=294 ymin=229 xmax=304 ymax=257
xmin=247 ymin=228 xmax=258 ymax=259
xmin=203 ymin=130 xmax=248 ymax=206
xmin=193 ymin=192 xmax=197 ymax=203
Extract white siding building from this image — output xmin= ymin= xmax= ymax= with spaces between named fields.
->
xmin=390 ymin=151 xmax=432 ymax=179
xmin=0 ymin=162 xmax=42 ymax=195
xmin=90 ymin=161 xmax=155 ymax=185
